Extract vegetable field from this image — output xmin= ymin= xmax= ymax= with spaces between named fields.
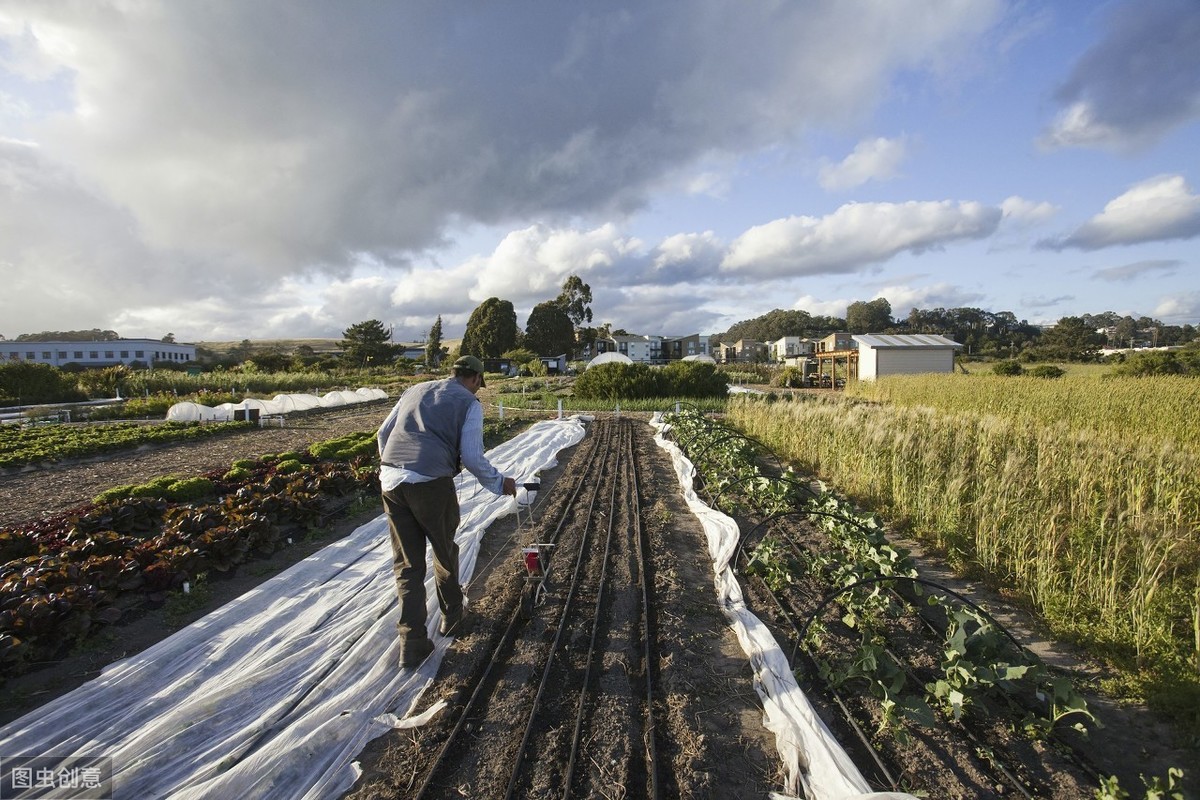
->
xmin=729 ymin=386 xmax=1200 ymax=730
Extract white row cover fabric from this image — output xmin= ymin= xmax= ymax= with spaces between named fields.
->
xmin=650 ymin=413 xmax=918 ymax=800
xmin=165 ymin=388 xmax=388 ymax=422
xmin=0 ymin=417 xmax=588 ymax=799
xmin=584 ymin=351 xmax=633 ymax=368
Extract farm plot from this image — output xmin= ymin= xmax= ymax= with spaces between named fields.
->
xmin=345 ymin=416 xmax=780 ymax=799
xmin=653 ymin=408 xmax=1190 ymax=799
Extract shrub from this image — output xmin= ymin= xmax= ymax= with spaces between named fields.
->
xmin=992 ymin=360 xmax=1023 ymax=376
xmin=1108 ymin=348 xmax=1200 ymax=377
xmin=574 ymin=363 xmax=663 ymax=400
xmin=660 ymin=361 xmax=729 ymax=398
xmin=274 ymin=459 xmax=304 ymax=474
xmin=223 ymin=466 xmax=252 ymax=481
xmin=774 ymin=367 xmax=805 ymax=388
xmin=1027 ymin=365 xmax=1065 ymax=379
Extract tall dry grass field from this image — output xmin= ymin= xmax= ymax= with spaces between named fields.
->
xmin=728 ymin=385 xmax=1200 ymax=704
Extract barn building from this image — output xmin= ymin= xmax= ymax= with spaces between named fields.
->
xmin=852 ymin=334 xmax=962 ymax=380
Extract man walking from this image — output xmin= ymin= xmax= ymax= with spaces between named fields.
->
xmin=377 ymin=354 xmax=517 ymax=668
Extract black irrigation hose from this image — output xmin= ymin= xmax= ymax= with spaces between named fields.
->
xmin=413 ymin=424 xmax=611 ymax=800
xmin=629 ymin=427 xmax=661 ymax=800
xmin=504 ymin=423 xmax=619 ymax=799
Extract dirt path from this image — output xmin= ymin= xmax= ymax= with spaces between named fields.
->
xmin=344 ymin=417 xmax=780 ymax=799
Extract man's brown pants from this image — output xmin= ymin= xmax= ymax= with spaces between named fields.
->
xmin=382 ymin=477 xmax=462 ymax=643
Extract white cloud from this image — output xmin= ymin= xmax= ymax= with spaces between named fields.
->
xmin=1041 ymin=174 xmax=1200 ymax=250
xmin=1153 ymin=291 xmax=1200 ymax=323
xmin=791 ymin=294 xmax=851 ymax=319
xmin=869 ymin=283 xmax=986 ymax=318
xmin=818 ymin=136 xmax=908 ymax=191
xmin=471 ymin=223 xmax=644 ymax=307
xmin=1000 ymin=196 xmax=1058 ymax=226
xmin=1094 ymin=259 xmax=1181 ymax=282
xmin=721 ymin=200 xmax=1002 ymax=278
xmin=1041 ymin=0 xmax=1200 ymax=151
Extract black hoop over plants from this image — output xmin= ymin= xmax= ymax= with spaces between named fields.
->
xmin=733 ymin=507 xmax=882 ymax=571
xmin=709 ymin=473 xmax=818 ymax=514
xmin=796 ymin=575 xmax=1029 ymax=661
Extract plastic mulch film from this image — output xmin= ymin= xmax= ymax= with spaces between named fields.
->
xmin=650 ymin=413 xmax=918 ymax=800
xmin=0 ymin=417 xmax=588 ymax=799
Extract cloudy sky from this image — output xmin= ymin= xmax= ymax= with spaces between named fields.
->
xmin=1 ymin=0 xmax=1198 ymax=344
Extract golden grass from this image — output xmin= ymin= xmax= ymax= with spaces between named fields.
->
xmin=728 ymin=392 xmax=1200 ymax=693
xmin=843 ymin=373 xmax=1200 ymax=449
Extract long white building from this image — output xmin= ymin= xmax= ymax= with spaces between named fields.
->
xmin=0 ymin=338 xmax=196 ymax=367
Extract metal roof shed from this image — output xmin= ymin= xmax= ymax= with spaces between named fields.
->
xmin=852 ymin=334 xmax=962 ymax=381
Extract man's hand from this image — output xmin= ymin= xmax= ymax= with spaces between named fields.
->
xmin=502 ymin=477 xmax=517 ymax=496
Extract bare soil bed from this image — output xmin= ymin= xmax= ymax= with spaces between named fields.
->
xmin=345 ymin=416 xmax=778 ymax=799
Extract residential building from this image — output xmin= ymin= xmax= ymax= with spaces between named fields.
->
xmin=0 ymin=338 xmax=196 ymax=367
xmin=818 ymin=332 xmax=855 ymax=352
xmin=720 ymin=339 xmax=767 ymax=363
xmin=611 ymin=334 xmax=655 ymax=363
xmin=661 ymin=334 xmax=715 ymax=361
xmin=768 ymin=336 xmax=816 ymax=361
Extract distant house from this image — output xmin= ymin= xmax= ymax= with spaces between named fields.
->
xmin=818 ymin=333 xmax=855 ymax=353
xmin=852 ymin=334 xmax=962 ymax=380
xmin=661 ymin=333 xmax=715 ymax=361
xmin=611 ymin=334 xmax=654 ymax=363
xmin=0 ymin=338 xmax=196 ymax=368
xmin=395 ymin=343 xmax=427 ymax=361
xmin=539 ymin=354 xmax=569 ymax=375
xmin=768 ymin=336 xmax=816 ymax=361
xmin=721 ymin=339 xmax=767 ymax=363
xmin=482 ymin=357 xmax=516 ymax=377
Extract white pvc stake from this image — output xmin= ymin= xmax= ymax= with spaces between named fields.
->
xmin=557 ymin=399 xmax=563 ymax=419
xmin=499 ymin=401 xmax=505 ymax=420
xmin=182 ymin=581 xmax=191 ymax=595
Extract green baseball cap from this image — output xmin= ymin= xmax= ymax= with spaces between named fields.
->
xmin=453 ymin=354 xmax=486 ymax=386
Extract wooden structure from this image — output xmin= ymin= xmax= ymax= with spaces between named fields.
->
xmin=812 ymin=349 xmax=858 ymax=387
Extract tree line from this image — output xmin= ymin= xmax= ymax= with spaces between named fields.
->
xmin=719 ymin=299 xmax=1197 ymax=363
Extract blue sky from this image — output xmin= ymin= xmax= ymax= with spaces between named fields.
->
xmin=0 ymin=0 xmax=1197 ymax=344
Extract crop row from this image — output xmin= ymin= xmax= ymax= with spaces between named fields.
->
xmin=0 ymin=420 xmax=250 ymax=470
xmin=0 ymin=431 xmax=379 ymax=678
xmin=661 ymin=409 xmax=1113 ymax=794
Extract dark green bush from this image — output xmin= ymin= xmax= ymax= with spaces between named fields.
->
xmin=575 ymin=361 xmax=729 ymax=400
xmin=1108 ymin=348 xmax=1200 ymax=377
xmin=1027 ymin=364 xmax=1065 ymax=379
xmin=773 ymin=366 xmax=805 ymax=387
xmin=659 ymin=361 xmax=729 ymax=398
xmin=574 ymin=363 xmax=663 ymax=400
xmin=992 ymin=360 xmax=1024 ymax=376
xmin=0 ymin=362 xmax=86 ymax=407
